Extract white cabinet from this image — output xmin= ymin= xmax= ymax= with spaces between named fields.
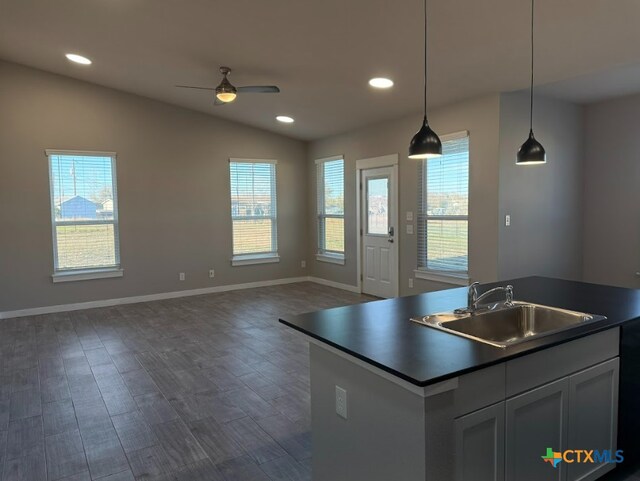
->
xmin=501 ymin=358 xmax=619 ymax=481
xmin=454 ymin=357 xmax=619 ymax=481
xmin=505 ymin=377 xmax=569 ymax=481
xmin=455 ymin=402 xmax=505 ymax=481
xmin=567 ymin=358 xmax=619 ymax=481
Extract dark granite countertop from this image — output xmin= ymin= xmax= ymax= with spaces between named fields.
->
xmin=279 ymin=276 xmax=640 ymax=386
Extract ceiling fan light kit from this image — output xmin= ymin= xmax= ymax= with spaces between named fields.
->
xmin=176 ymin=66 xmax=280 ymax=106
xmin=215 ymin=68 xmax=238 ymax=103
xmin=408 ymin=0 xmax=442 ymax=160
xmin=517 ymin=0 xmax=547 ymax=165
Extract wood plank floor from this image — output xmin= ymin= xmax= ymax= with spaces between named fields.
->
xmin=2 ymin=282 xmax=638 ymax=481
xmin=0 ymin=282 xmax=372 ymax=481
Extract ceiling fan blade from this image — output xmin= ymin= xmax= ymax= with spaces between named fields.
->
xmin=175 ymin=85 xmax=217 ymax=91
xmin=236 ymin=86 xmax=280 ymax=93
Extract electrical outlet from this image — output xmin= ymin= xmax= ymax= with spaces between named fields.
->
xmin=335 ymin=385 xmax=347 ymax=419
xmin=179 ymin=272 xmax=185 ymax=281
xmin=505 ymin=214 xmax=511 ymax=227
xmin=406 ymin=211 xmax=414 ymax=221
xmin=406 ymin=224 xmax=414 ymax=235
xmin=301 ymin=260 xmax=306 ymax=268
xmin=409 ymin=278 xmax=414 ymax=289
xmin=209 ymin=269 xmax=215 ymax=278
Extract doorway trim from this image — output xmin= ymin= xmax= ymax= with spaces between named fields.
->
xmin=356 ymin=154 xmax=399 ymax=297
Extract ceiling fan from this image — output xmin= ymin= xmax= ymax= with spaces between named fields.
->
xmin=176 ymin=66 xmax=280 ymax=105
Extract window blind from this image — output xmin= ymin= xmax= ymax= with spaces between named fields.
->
xmin=229 ymin=160 xmax=278 ymax=257
xmin=47 ymin=151 xmax=120 ymax=272
xmin=417 ymin=134 xmax=469 ymax=274
xmin=317 ymin=157 xmax=344 ymax=255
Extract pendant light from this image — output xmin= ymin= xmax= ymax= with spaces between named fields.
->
xmin=517 ymin=0 xmax=546 ymax=165
xmin=408 ymin=0 xmax=442 ymax=159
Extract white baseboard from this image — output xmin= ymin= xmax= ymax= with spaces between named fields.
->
xmin=307 ymin=276 xmax=361 ymax=293
xmin=0 ymin=275 xmax=360 ymax=320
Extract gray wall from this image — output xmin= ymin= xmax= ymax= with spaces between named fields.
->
xmin=0 ymin=61 xmax=308 ymax=312
xmin=307 ymin=95 xmax=502 ymax=296
xmin=582 ymin=93 xmax=640 ymax=288
xmin=497 ymin=91 xmax=585 ymax=281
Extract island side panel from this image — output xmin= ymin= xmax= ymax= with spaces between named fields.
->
xmin=309 ymin=343 xmax=428 ymax=481
xmin=617 ymin=317 xmax=640 ymax=475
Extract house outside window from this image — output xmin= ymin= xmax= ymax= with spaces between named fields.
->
xmin=415 ymin=132 xmax=469 ymax=284
xmin=316 ymin=156 xmax=345 ymax=264
xmin=229 ymin=159 xmax=279 ymax=266
xmin=47 ymin=150 xmax=122 ymax=282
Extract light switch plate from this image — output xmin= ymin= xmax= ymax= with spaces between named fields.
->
xmin=335 ymin=385 xmax=347 ymax=419
xmin=505 ymin=215 xmax=511 ymax=227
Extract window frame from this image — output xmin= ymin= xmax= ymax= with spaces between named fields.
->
xmin=46 ymin=149 xmax=123 ymax=282
xmin=414 ymin=132 xmax=470 ymax=285
xmin=315 ymin=155 xmax=345 ymax=265
xmin=229 ymin=158 xmax=279 ymax=266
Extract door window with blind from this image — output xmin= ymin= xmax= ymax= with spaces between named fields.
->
xmin=417 ymin=133 xmax=469 ymax=280
xmin=47 ymin=150 xmax=122 ymax=281
xmin=316 ymin=156 xmax=345 ymax=263
xmin=229 ymin=159 xmax=279 ymax=266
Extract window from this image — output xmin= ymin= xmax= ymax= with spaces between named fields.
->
xmin=47 ymin=150 xmax=122 ymax=282
xmin=229 ymin=159 xmax=278 ymax=265
xmin=416 ymin=132 xmax=469 ymax=282
xmin=316 ymin=156 xmax=345 ymax=264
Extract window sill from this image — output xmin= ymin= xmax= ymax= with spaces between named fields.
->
xmin=414 ymin=269 xmax=469 ymax=286
xmin=316 ymin=253 xmax=346 ymax=265
xmin=231 ymin=254 xmax=280 ymax=266
xmin=52 ymin=268 xmax=124 ymax=283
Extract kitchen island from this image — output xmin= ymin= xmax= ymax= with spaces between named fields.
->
xmin=280 ymin=276 xmax=640 ymax=481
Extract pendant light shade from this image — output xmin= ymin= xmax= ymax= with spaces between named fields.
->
xmin=409 ymin=116 xmax=442 ymax=159
xmin=517 ymin=0 xmax=546 ymax=165
xmin=408 ymin=0 xmax=441 ymax=159
xmin=517 ymin=129 xmax=546 ymax=164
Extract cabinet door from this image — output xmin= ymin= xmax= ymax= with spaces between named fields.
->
xmin=567 ymin=358 xmax=619 ymax=481
xmin=455 ymin=402 xmax=505 ymax=481
xmin=506 ymin=378 xmax=569 ymax=481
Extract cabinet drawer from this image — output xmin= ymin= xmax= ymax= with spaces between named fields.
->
xmin=506 ymin=328 xmax=619 ymax=398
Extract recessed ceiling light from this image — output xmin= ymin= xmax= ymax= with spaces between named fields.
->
xmin=369 ymin=77 xmax=394 ymax=89
xmin=276 ymin=116 xmax=294 ymax=123
xmin=65 ymin=53 xmax=92 ymax=65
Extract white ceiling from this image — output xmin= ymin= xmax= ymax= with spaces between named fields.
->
xmin=2 ymin=0 xmax=640 ymax=140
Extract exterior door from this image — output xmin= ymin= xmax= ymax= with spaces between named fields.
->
xmin=361 ymin=166 xmax=398 ymax=298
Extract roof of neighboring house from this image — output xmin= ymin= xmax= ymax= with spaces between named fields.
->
xmin=56 ymin=195 xmax=98 ymax=207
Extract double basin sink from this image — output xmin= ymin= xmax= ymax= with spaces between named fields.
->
xmin=411 ymin=301 xmax=607 ymax=348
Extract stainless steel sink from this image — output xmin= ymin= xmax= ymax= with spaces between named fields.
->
xmin=411 ymin=301 xmax=606 ymax=348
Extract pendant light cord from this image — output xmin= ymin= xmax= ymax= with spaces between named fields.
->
xmin=424 ymin=0 xmax=428 ymax=120
xmin=529 ymin=0 xmax=534 ymax=132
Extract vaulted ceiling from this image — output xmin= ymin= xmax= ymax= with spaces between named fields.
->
xmin=2 ymin=0 xmax=640 ymax=140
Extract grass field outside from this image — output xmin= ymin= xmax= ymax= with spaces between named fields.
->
xmin=232 ymin=219 xmax=275 ymax=254
xmin=55 ymin=224 xmax=117 ymax=270
xmin=324 ymin=217 xmax=344 ymax=253
xmin=425 ymin=219 xmax=468 ymax=271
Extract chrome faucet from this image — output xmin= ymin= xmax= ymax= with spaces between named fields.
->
xmin=455 ymin=282 xmax=514 ymax=314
